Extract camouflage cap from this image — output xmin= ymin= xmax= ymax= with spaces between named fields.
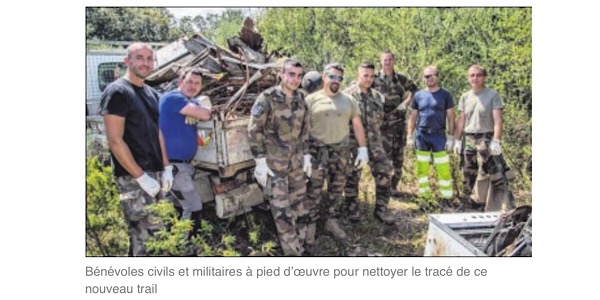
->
xmin=302 ymin=71 xmax=322 ymax=94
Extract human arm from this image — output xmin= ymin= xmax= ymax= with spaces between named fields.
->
xmin=180 ymin=101 xmax=212 ymax=121
xmin=158 ymin=129 xmax=173 ymax=192
xmin=104 ymin=114 xmax=144 ymax=178
xmin=351 ymin=115 xmax=367 ymax=148
xmin=446 ymin=108 xmax=456 ymax=151
xmin=352 ymin=115 xmax=369 ymax=167
xmin=453 ymin=110 xmax=465 ymax=155
xmin=406 ymin=109 xmax=418 ymax=147
xmin=492 ymin=108 xmax=503 ymax=141
xmin=247 ymin=96 xmax=274 ymax=185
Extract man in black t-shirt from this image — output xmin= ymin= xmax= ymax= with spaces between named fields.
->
xmin=99 ymin=42 xmax=174 ymax=256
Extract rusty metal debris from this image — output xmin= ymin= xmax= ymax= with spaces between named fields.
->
xmin=146 ymin=17 xmax=281 ymax=119
xmin=482 ymin=205 xmax=532 ymax=256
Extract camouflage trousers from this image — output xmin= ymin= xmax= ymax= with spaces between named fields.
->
xmin=305 ymin=138 xmax=350 ymax=224
xmin=345 ymin=142 xmax=393 ymax=214
xmin=116 ymin=172 xmax=164 ymax=256
xmin=264 ymin=166 xmax=306 ymax=256
xmin=381 ymin=108 xmax=407 ymax=189
xmin=461 ymin=133 xmax=512 ymax=212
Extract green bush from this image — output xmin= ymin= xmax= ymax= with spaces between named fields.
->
xmin=86 ymin=156 xmax=128 ymax=256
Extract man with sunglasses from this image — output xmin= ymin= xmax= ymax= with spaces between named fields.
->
xmin=453 ymin=64 xmax=513 ymax=212
xmin=343 ymin=62 xmax=395 ymax=225
xmin=406 ymin=66 xmax=455 ymax=208
xmin=248 ymin=59 xmax=310 ymax=256
xmin=373 ymin=50 xmax=419 ymax=199
xmin=303 ymin=63 xmax=369 ymax=247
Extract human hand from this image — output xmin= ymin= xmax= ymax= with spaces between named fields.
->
xmin=490 ymin=139 xmax=502 ymax=156
xmin=254 ymin=158 xmax=275 ymax=187
xmin=135 ymin=172 xmax=161 ymax=197
xmin=303 ymin=154 xmax=312 ymax=178
xmin=453 ymin=140 xmax=462 ymax=156
xmin=446 ymin=135 xmax=455 ymax=152
xmin=161 ymin=165 xmax=174 ymax=194
xmin=354 ymin=147 xmax=369 ymax=168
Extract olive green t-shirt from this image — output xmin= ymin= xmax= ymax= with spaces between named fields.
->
xmin=306 ymin=90 xmax=360 ymax=144
xmin=458 ymin=87 xmax=504 ymax=133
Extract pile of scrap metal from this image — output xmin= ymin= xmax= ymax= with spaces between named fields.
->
xmin=146 ymin=17 xmax=281 ymax=119
xmin=482 ymin=205 xmax=532 ymax=256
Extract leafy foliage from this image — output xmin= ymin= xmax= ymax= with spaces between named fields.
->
xmin=86 ymin=8 xmax=181 ymax=42
xmin=86 ymin=156 xmax=128 ymax=256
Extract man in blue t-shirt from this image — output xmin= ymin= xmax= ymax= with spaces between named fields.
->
xmin=159 ymin=67 xmax=212 ymax=234
xmin=406 ymin=65 xmax=455 ymax=206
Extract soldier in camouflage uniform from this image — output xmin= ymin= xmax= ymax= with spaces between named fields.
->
xmin=343 ymin=63 xmax=395 ymax=225
xmin=100 ymin=42 xmax=173 ymax=256
xmin=247 ymin=59 xmax=311 ymax=256
xmin=304 ymin=63 xmax=370 ymax=245
xmin=372 ymin=51 xmax=418 ymax=198
xmin=454 ymin=64 xmax=513 ymax=212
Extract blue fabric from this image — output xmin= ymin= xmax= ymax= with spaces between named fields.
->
xmin=412 ymin=88 xmax=454 ymax=132
xmin=159 ymin=90 xmax=198 ymax=160
xmin=416 ymin=133 xmax=446 ymax=152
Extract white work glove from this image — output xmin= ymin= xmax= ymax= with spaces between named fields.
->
xmin=490 ymin=139 xmax=502 ymax=156
xmin=406 ymin=135 xmax=415 ymax=149
xmin=446 ymin=135 xmax=455 ymax=152
xmin=303 ymin=154 xmax=312 ymax=178
xmin=396 ymin=102 xmax=408 ymax=112
xmin=135 ymin=172 xmax=161 ymax=197
xmin=453 ymin=140 xmax=462 ymax=156
xmin=185 ymin=116 xmax=199 ymax=125
xmin=161 ymin=165 xmax=174 ymax=194
xmin=354 ymin=147 xmax=369 ymax=168
xmin=254 ymin=158 xmax=274 ymax=187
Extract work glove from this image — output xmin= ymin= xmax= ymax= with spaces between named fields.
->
xmin=396 ymin=102 xmax=408 ymax=112
xmin=254 ymin=158 xmax=274 ymax=187
xmin=161 ymin=165 xmax=174 ymax=194
xmin=446 ymin=135 xmax=455 ymax=152
xmin=453 ymin=140 xmax=462 ymax=156
xmin=490 ymin=139 xmax=502 ymax=156
xmin=303 ymin=154 xmax=312 ymax=178
xmin=354 ymin=147 xmax=369 ymax=168
xmin=185 ymin=116 xmax=199 ymax=125
xmin=406 ymin=135 xmax=415 ymax=149
xmin=135 ymin=172 xmax=161 ymax=197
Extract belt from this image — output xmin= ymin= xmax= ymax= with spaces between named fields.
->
xmin=170 ymin=159 xmax=193 ymax=164
xmin=418 ymin=128 xmax=445 ymax=135
xmin=465 ymin=132 xmax=493 ymax=138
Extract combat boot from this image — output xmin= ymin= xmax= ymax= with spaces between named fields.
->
xmin=325 ymin=219 xmax=347 ymax=239
xmin=348 ymin=208 xmax=361 ymax=223
xmin=345 ymin=201 xmax=361 ymax=223
xmin=373 ymin=207 xmax=395 ymax=225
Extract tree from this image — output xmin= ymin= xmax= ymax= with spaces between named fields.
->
xmin=86 ymin=7 xmax=180 ymax=42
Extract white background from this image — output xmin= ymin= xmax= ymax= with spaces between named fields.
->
xmin=1 ymin=0 xmax=597 ymax=299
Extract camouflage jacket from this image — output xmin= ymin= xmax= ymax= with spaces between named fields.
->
xmin=372 ymin=71 xmax=418 ymax=111
xmin=248 ymin=86 xmax=310 ymax=172
xmin=343 ymin=84 xmax=386 ymax=149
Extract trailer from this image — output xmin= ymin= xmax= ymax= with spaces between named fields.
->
xmin=87 ymin=23 xmax=281 ymax=219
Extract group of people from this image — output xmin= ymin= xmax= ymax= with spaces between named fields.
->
xmin=99 ymin=42 xmax=512 ymax=257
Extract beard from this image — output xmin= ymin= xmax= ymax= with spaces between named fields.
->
xmin=329 ymin=82 xmax=340 ymax=93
